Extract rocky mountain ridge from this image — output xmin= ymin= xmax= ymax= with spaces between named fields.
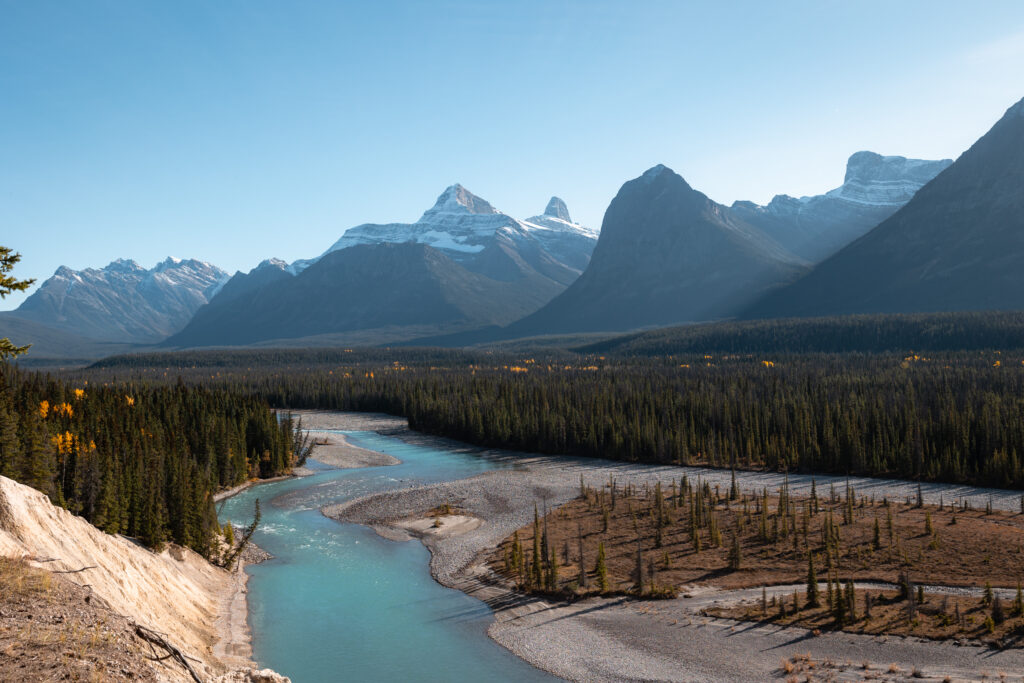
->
xmin=9 ymin=257 xmax=228 ymax=343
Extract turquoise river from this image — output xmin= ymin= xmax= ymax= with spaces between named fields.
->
xmin=217 ymin=430 xmax=556 ymax=682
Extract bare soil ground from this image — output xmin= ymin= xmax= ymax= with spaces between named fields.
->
xmin=489 ymin=480 xmax=1024 ymax=601
xmin=0 ymin=557 xmax=167 ymax=682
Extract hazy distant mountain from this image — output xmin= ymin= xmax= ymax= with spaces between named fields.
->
xmin=0 ymin=313 xmax=136 ymax=363
xmin=731 ymin=152 xmax=951 ymax=261
xmin=168 ymin=186 xmax=596 ymax=347
xmin=747 ymin=96 xmax=1024 ymax=318
xmin=10 ymin=257 xmax=228 ymax=343
xmin=499 ymin=164 xmax=806 ymax=336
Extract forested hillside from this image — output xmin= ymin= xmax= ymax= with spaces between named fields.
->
xmin=86 ymin=346 xmax=1024 ymax=489
xmin=0 ymin=363 xmax=298 ymax=556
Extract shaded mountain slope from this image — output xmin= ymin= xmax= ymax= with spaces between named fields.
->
xmin=167 ymin=243 xmax=563 ymax=347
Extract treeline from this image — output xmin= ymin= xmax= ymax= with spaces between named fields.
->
xmin=0 ymin=363 xmax=298 ymax=556
xmin=576 ymin=311 xmax=1024 ymax=356
xmin=88 ymin=346 xmax=501 ymax=370
xmin=80 ymin=350 xmax=1024 ymax=489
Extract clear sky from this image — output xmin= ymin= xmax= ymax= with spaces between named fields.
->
xmin=2 ymin=1 xmax=1023 ymax=310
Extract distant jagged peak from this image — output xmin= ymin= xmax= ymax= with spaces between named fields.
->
xmin=543 ymin=197 xmax=572 ymax=222
xmin=423 ymin=183 xmax=499 ymax=217
xmin=524 ymin=196 xmax=597 ymax=237
xmin=102 ymin=258 xmax=144 ymax=273
xmin=152 ymin=256 xmax=223 ymax=274
xmin=257 ymin=257 xmax=290 ymax=271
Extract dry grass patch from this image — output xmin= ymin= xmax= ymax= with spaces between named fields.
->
xmin=0 ymin=558 xmax=162 ymax=681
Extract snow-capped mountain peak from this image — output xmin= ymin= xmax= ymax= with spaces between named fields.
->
xmin=319 ymin=184 xmax=597 ymax=268
xmin=422 ymin=184 xmax=498 ymax=218
xmin=544 ymin=196 xmax=572 ymax=222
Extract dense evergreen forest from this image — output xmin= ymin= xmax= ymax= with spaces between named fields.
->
xmin=0 ymin=362 xmax=298 ymax=556
xmin=577 ymin=311 xmax=1024 ymax=355
xmin=86 ymin=341 xmax=1024 ymax=489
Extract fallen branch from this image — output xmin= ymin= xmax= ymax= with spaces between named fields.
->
xmin=52 ymin=565 xmax=97 ymax=574
xmin=133 ymin=624 xmax=203 ymax=683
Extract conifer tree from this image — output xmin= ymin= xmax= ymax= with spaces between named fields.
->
xmin=806 ymin=551 xmax=819 ymax=607
xmin=547 ymin=547 xmax=559 ymax=591
xmin=576 ymin=524 xmax=587 ymax=589
xmin=0 ymin=247 xmax=34 ymax=359
xmin=728 ymin=532 xmax=742 ymax=570
xmin=595 ymin=541 xmax=609 ymax=592
xmin=633 ymin=538 xmax=644 ymax=594
xmin=531 ymin=539 xmax=543 ymax=589
xmin=992 ymin=595 xmax=1005 ymax=624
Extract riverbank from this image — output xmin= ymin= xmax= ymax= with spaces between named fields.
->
xmin=213 ymin=411 xmax=404 ymax=675
xmin=321 ymin=412 xmax=1024 ymax=682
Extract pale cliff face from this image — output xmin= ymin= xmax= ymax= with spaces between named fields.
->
xmin=0 ymin=475 xmax=277 ymax=681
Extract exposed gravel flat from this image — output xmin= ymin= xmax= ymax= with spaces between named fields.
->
xmin=317 ymin=411 xmax=1024 ymax=682
xmin=305 ymin=431 xmax=401 ymax=469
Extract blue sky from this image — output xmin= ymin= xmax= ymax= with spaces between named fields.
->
xmin=2 ymin=1 xmax=1023 ymax=309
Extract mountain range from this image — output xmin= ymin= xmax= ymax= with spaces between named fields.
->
xmin=2 ymin=258 xmax=227 ymax=344
xmin=5 ymin=94 xmax=1021 ymax=357
xmin=165 ymin=188 xmax=598 ymax=347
